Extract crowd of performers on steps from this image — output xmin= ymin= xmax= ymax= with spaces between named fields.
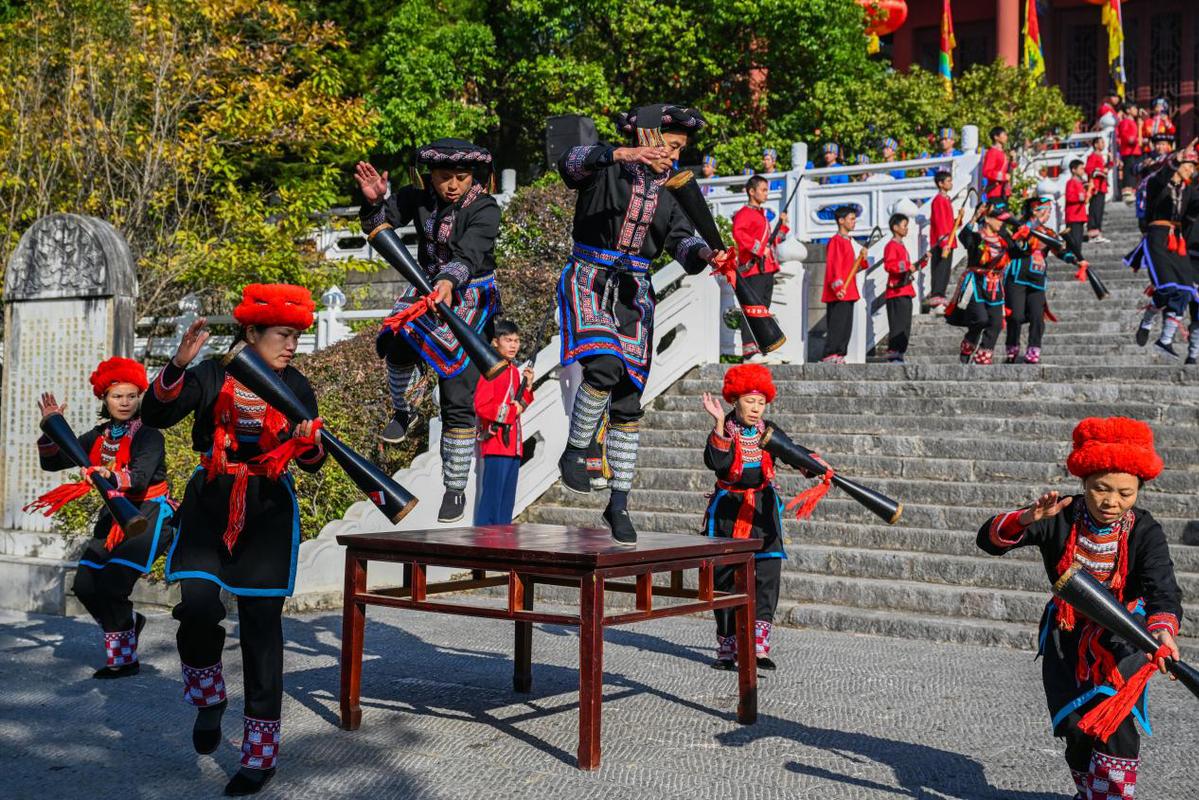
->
xmin=978 ymin=417 xmax=1183 ymax=800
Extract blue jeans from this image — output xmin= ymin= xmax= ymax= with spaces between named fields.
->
xmin=475 ymin=456 xmax=521 ymax=525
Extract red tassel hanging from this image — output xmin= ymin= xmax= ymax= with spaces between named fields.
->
xmin=731 ymin=488 xmax=757 ymax=539
xmin=23 ymin=479 xmax=93 ymax=516
xmin=221 ymin=465 xmax=251 ymax=554
xmin=1078 ymin=644 xmax=1169 ymax=743
xmin=104 ymin=522 xmax=124 ymax=552
xmin=253 ymin=419 xmax=323 ymax=479
xmin=382 ymin=293 xmax=437 ymax=333
xmin=786 ymin=470 xmax=834 ymax=520
xmin=1074 ymin=263 xmax=1089 ymax=283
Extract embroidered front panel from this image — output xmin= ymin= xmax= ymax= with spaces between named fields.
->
xmin=232 ymin=380 xmax=269 ymax=439
xmin=724 ymin=419 xmax=764 ymax=466
xmin=423 ymin=183 xmax=485 ymax=271
xmin=391 ymin=275 xmax=499 ymax=378
xmin=616 ymin=163 xmax=668 ymax=254
xmin=562 ymin=146 xmax=594 ymax=182
xmin=1071 ymin=507 xmax=1132 ymax=585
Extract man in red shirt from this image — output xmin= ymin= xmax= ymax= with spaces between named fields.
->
xmin=731 ymin=174 xmax=789 ymax=362
xmin=927 ymin=170 xmax=957 ymax=310
xmin=981 ymin=126 xmax=1012 ymax=200
xmin=474 ymin=319 xmax=535 ymax=525
xmin=883 ymin=213 xmax=916 ymax=362
xmin=1116 ymin=101 xmax=1142 ymax=202
xmin=821 ymin=206 xmax=859 ymax=363
xmin=1085 ymin=137 xmax=1113 ymax=242
xmin=1063 ymin=159 xmax=1088 ymax=259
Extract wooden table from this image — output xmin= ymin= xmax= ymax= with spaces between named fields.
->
xmin=337 ymin=523 xmax=760 ymax=770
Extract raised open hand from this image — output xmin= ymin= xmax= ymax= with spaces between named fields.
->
xmin=1017 ymin=490 xmax=1073 ymax=527
xmin=354 ymin=161 xmax=390 ymax=205
xmin=37 ymin=392 xmax=66 ymax=421
xmin=172 ymin=318 xmax=210 ymax=368
xmin=701 ymin=392 xmax=725 ymax=428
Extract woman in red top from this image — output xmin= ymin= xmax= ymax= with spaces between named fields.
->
xmin=1085 ymin=138 xmax=1113 ymax=242
xmin=820 ymin=206 xmax=859 ymax=363
xmin=883 ymin=213 xmax=917 ymax=362
xmin=474 ymin=319 xmax=534 ymax=526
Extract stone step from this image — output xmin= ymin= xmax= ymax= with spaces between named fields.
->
xmin=904 ymin=355 xmax=1190 ymax=367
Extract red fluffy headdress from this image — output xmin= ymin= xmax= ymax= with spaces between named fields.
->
xmin=1065 ymin=417 xmax=1163 ymax=481
xmin=88 ymin=357 xmax=148 ymax=399
xmin=721 ymin=364 xmax=777 ymax=404
xmin=232 ymin=283 xmax=315 ymax=330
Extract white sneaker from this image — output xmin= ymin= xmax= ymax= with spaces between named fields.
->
xmin=744 ymin=353 xmax=769 ymax=364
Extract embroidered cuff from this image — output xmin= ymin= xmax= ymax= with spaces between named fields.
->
xmin=1147 ymin=612 xmax=1179 ymax=637
xmin=433 ymin=260 xmax=470 ymax=289
xmin=112 ymin=469 xmax=132 ymax=491
xmin=153 ymin=362 xmax=185 ymax=403
xmin=37 ymin=435 xmax=59 ymax=456
xmin=674 ymin=235 xmax=707 ymax=272
xmin=360 ymin=202 xmax=387 ymax=233
xmin=562 ymin=145 xmax=613 ymax=181
xmin=988 ymin=509 xmax=1027 ymax=548
xmin=295 ymin=443 xmax=325 ymax=466
xmin=708 ymin=432 xmax=732 ymax=452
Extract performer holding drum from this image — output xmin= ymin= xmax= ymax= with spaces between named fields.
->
xmin=555 ymin=103 xmax=722 ymax=544
xmin=142 ymin=284 xmax=326 ymax=796
xmin=354 ymin=138 xmax=501 ymax=524
xmin=977 ymin=418 xmax=1183 ymax=800
xmin=27 ymin=357 xmax=174 ymax=678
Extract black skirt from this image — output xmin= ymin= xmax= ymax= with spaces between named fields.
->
xmin=77 ymin=498 xmax=175 ymax=574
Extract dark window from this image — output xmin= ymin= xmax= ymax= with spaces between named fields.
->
xmin=1149 ymin=12 xmax=1181 ymax=109
xmin=1065 ymin=24 xmax=1100 ymax=111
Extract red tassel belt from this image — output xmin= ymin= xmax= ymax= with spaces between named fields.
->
xmin=200 ymin=457 xmax=278 ymax=555
xmin=102 ymin=481 xmax=170 ymax=551
xmin=714 ymin=478 xmax=770 ymax=539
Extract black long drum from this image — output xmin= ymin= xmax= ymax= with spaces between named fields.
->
xmin=221 ymin=343 xmax=418 ymax=524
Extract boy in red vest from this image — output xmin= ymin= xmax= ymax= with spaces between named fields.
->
xmin=1064 ymin=160 xmax=1089 ymax=259
xmin=927 ymin=170 xmax=957 ymax=311
xmin=1085 ymin=138 xmax=1113 ymax=242
xmin=883 ymin=213 xmax=916 ymax=362
xmin=1116 ymin=101 xmax=1142 ymax=203
xmin=981 ymin=126 xmax=1012 ymax=200
xmin=473 ymin=319 xmax=534 ymax=525
xmin=731 ymin=174 xmax=789 ymax=362
xmin=821 ymin=206 xmax=859 ymax=363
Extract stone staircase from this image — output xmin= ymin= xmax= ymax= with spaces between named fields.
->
xmin=523 ymin=202 xmax=1199 ymax=656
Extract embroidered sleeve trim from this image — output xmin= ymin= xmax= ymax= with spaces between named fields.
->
xmin=674 ymin=235 xmax=706 ymax=267
xmin=360 ymin=203 xmax=386 ymax=232
xmin=708 ymin=432 xmax=732 ymax=451
xmin=296 ymin=442 xmax=325 ymax=465
xmin=113 ymin=469 xmax=132 ymax=491
xmin=1147 ymin=612 xmax=1179 ymax=637
xmin=563 ymin=145 xmax=601 ymax=181
xmin=153 ymin=364 xmax=185 ymax=403
xmin=37 ymin=436 xmax=59 ymax=455
xmin=434 ymin=260 xmax=470 ymax=288
xmin=988 ymin=509 xmax=1027 ymax=547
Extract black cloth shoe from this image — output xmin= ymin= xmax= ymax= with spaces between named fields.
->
xmin=92 ymin=612 xmax=145 ymax=679
xmin=192 ymin=700 xmax=227 ymax=755
xmin=379 ymin=410 xmax=419 ymax=445
xmin=224 ymin=767 xmax=276 ymax=797
xmin=1187 ymin=356 xmax=1197 ymax=365
xmin=602 ymin=503 xmax=637 ymax=546
xmin=958 ymin=352 xmax=971 ymax=365
xmin=711 ymin=658 xmax=736 ymax=671
xmin=1135 ymin=326 xmax=1150 ymax=346
xmin=437 ymin=490 xmax=466 ymax=523
xmin=756 ymin=656 xmax=777 ymax=671
xmin=1154 ymin=340 xmax=1179 ymax=358
xmin=558 ymin=446 xmax=591 ymax=494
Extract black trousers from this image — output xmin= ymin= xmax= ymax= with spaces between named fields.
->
xmin=385 ymin=336 xmax=481 ymax=429
xmin=714 ymin=557 xmax=782 ymax=636
xmin=73 ymin=564 xmax=141 ymax=632
xmin=824 ymin=300 xmax=855 ymax=358
xmin=1065 ymin=222 xmax=1086 ymax=261
xmin=173 ymin=578 xmax=286 ymax=720
xmin=1088 ymin=193 xmax=1106 ymax=231
xmin=965 ymin=304 xmax=1005 ymax=350
xmin=885 ymin=296 xmax=913 ymax=354
xmin=929 ymin=249 xmax=952 ymax=298
xmin=740 ymin=272 xmax=776 ymax=353
xmin=580 ymin=354 xmax=643 ymax=424
xmin=1119 ymin=154 xmax=1140 ymax=193
xmin=1005 ymin=283 xmax=1046 ymax=348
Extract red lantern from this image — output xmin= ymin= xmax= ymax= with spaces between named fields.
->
xmin=859 ymin=0 xmax=909 ymax=39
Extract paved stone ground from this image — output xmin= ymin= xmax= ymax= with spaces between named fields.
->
xmin=0 ymin=604 xmax=1190 ymax=800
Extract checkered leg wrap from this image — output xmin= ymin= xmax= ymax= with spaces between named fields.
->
xmin=440 ymin=427 xmax=476 ymax=492
xmin=605 ymin=421 xmax=640 ymax=493
xmin=754 ymin=620 xmax=773 ymax=657
xmin=972 ymin=348 xmax=994 ymax=365
xmin=1023 ymin=345 xmax=1041 ymax=364
xmin=1005 ymin=345 xmax=1021 ymax=363
xmin=1160 ymin=314 xmax=1180 ymax=346
xmin=1086 ymin=752 xmax=1138 ymax=799
xmin=182 ymin=662 xmax=227 ymax=707
xmin=568 ymin=384 xmax=610 ymax=449
xmin=386 ymin=362 xmax=420 ymax=413
xmin=1189 ymin=325 xmax=1199 ymax=362
xmin=959 ymin=339 xmax=976 ymax=359
xmin=240 ymin=716 xmax=281 ymax=771
xmin=103 ymin=626 xmax=138 ymax=667
xmin=716 ymin=634 xmax=736 ymax=660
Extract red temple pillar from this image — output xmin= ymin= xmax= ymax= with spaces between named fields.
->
xmin=996 ymin=0 xmax=1019 ymax=67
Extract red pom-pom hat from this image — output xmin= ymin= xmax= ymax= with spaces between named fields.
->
xmin=1065 ymin=417 xmax=1163 ymax=481
xmin=232 ymin=283 xmax=315 ymax=330
xmin=721 ymin=364 xmax=777 ymax=404
xmin=89 ymin=357 xmax=148 ymax=399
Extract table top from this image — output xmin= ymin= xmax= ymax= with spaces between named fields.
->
xmin=337 ymin=523 xmax=761 ymax=568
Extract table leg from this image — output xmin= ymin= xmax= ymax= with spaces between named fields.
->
xmin=339 ymin=552 xmax=368 ymax=730
xmin=577 ymin=571 xmax=604 ymax=770
xmin=514 ymin=575 xmax=534 ymax=693
xmin=735 ymin=555 xmax=758 ymax=725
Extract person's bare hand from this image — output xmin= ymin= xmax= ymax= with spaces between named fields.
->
xmin=432 ymin=280 xmax=454 ymax=305
xmin=294 ymin=419 xmax=322 ymax=445
xmin=354 ymin=161 xmax=389 ymax=205
xmin=37 ymin=392 xmax=66 ymax=421
xmin=521 ymin=367 xmax=535 ymax=385
xmin=1018 ymin=490 xmax=1073 ymax=527
xmin=172 ymin=318 xmax=209 ymax=368
xmin=1150 ymin=629 xmax=1181 ymax=677
xmin=613 ymin=146 xmax=672 ymax=166
xmin=701 ymin=392 xmax=725 ymax=428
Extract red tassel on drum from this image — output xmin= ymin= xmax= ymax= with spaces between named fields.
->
xmin=254 ymin=419 xmax=323 ymax=480
xmin=1078 ymin=644 xmax=1170 ymax=743
xmin=382 ymin=293 xmax=438 ymax=333
xmin=104 ymin=522 xmax=124 ymax=552
xmin=786 ymin=469 xmax=834 ymax=520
